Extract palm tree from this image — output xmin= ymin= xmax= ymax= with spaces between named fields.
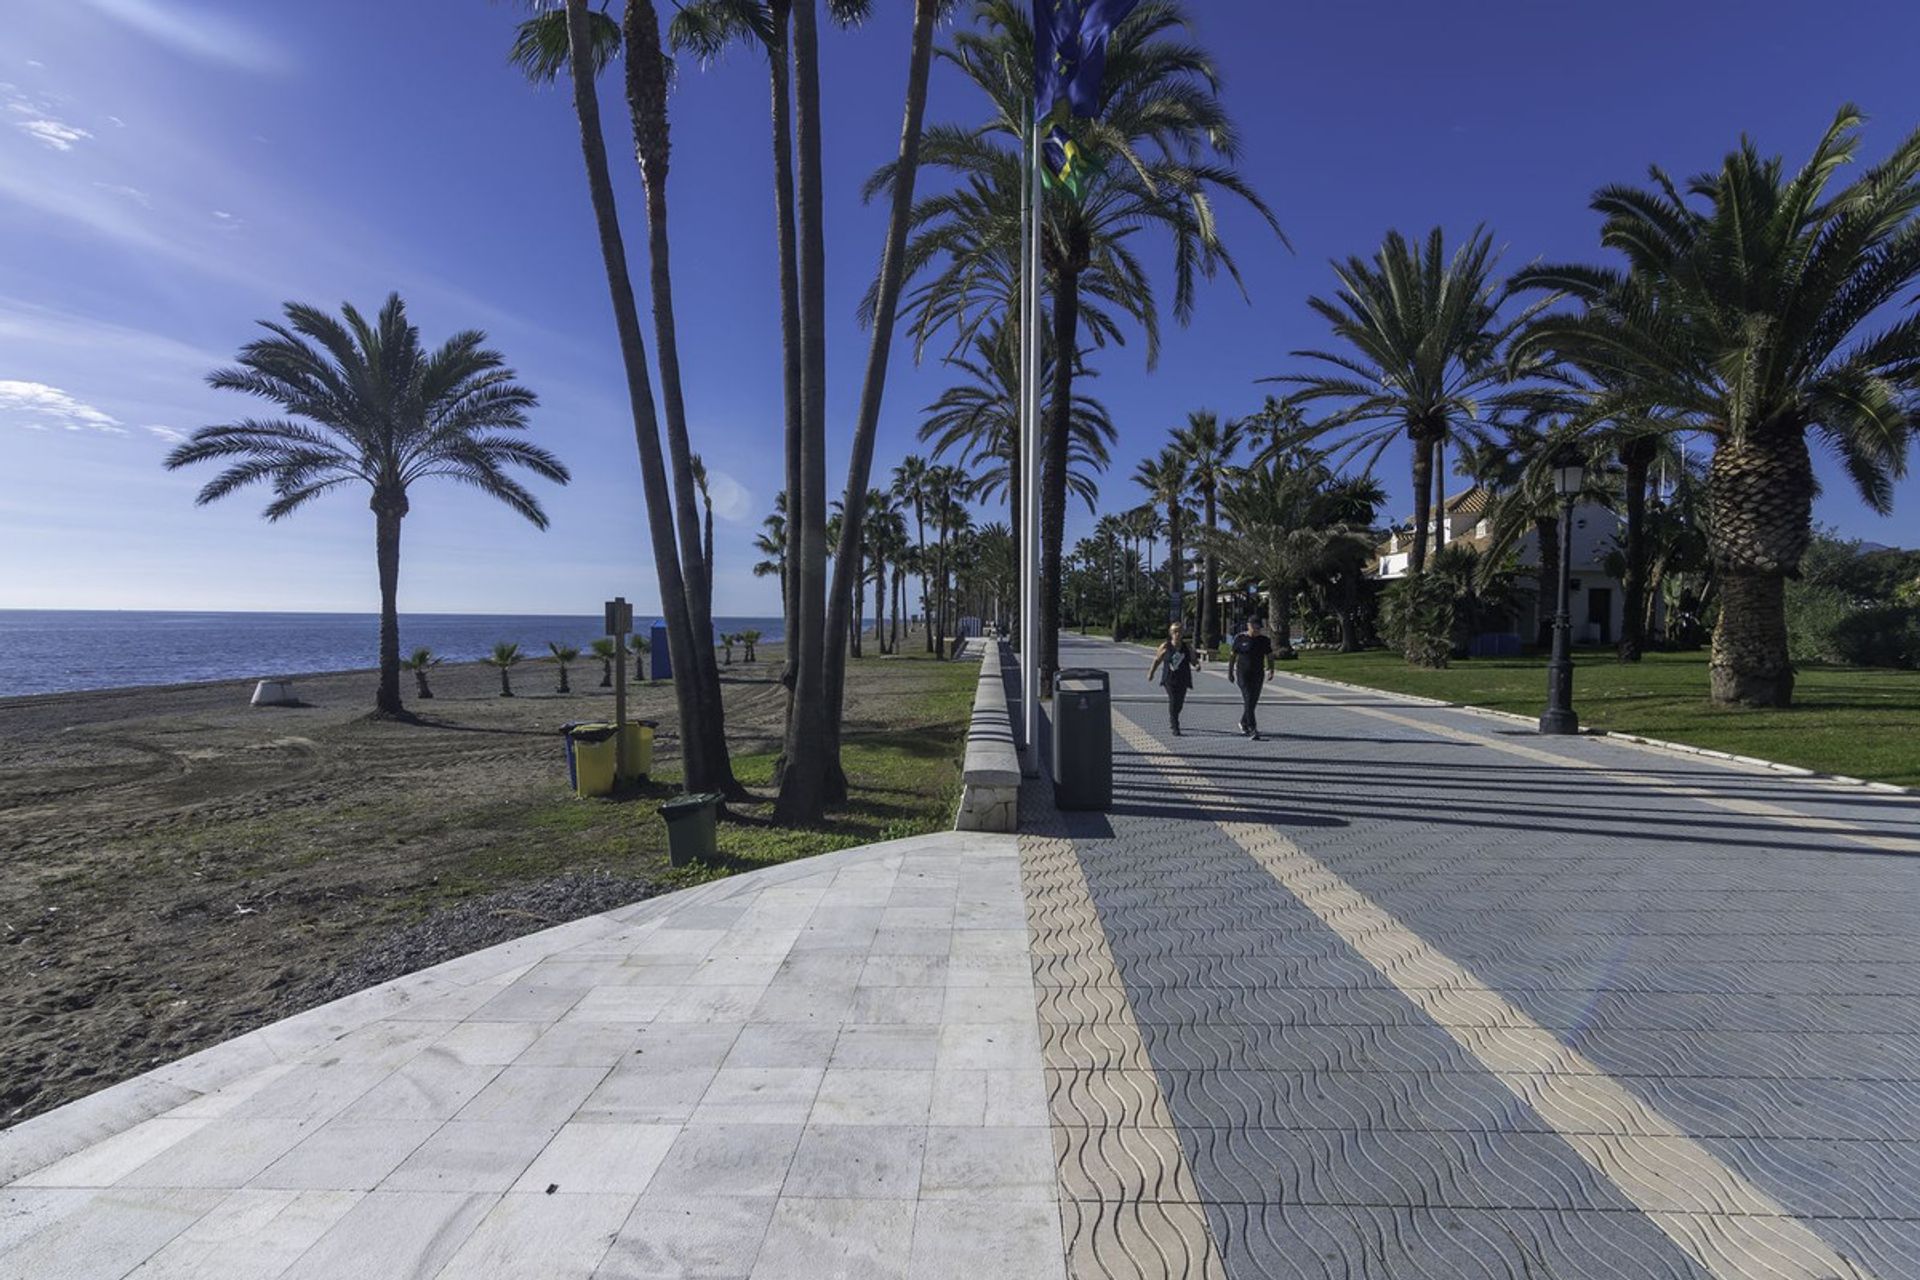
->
xmin=629 ymin=632 xmax=649 ymax=681
xmin=402 ymin=647 xmax=439 ymax=700
xmin=165 ymin=294 xmax=567 ymax=717
xmin=589 ymin=636 xmax=619 ymax=687
xmin=1173 ymin=410 xmax=1243 ymax=648
xmin=548 ymin=641 xmax=580 ymax=693
xmin=487 ymin=642 xmax=524 ymax=697
xmin=1513 ymin=109 xmax=1920 ymax=704
xmin=691 ymin=453 xmax=716 ymax=588
xmin=742 ymin=627 xmax=762 ymax=663
xmin=919 ymin=320 xmax=1115 ymax=518
xmin=891 ymin=454 xmax=934 ymax=650
xmin=892 ymin=0 xmax=1281 ymax=689
xmin=1272 ymin=227 xmax=1553 ymax=585
xmin=721 ymin=633 xmax=736 ymax=664
xmin=514 ymin=0 xmax=733 ymax=792
xmin=1134 ymin=446 xmax=1191 ymax=626
xmin=753 ymin=497 xmax=789 ymax=606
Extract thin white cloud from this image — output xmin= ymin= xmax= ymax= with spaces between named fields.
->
xmin=93 ymin=181 xmax=152 ymax=208
xmin=16 ymin=117 xmax=90 ymax=151
xmin=0 ymin=381 xmax=126 ymax=434
xmin=210 ymin=209 xmax=241 ymax=230
xmin=78 ymin=0 xmax=289 ymax=74
xmin=144 ymin=424 xmax=188 ymax=443
xmin=706 ymin=469 xmax=753 ymax=523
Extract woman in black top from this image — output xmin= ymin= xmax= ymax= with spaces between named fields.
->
xmin=1146 ymin=622 xmax=1197 ymax=735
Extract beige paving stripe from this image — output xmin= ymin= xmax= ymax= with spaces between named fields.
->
xmin=1185 ymin=657 xmax=1920 ymax=857
xmin=1112 ymin=708 xmax=1878 ymax=1280
xmin=1021 ymin=820 xmax=1227 ymax=1280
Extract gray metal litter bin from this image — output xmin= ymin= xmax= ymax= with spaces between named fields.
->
xmin=660 ymin=792 xmax=721 ymax=866
xmin=1051 ymin=668 xmax=1111 ymax=810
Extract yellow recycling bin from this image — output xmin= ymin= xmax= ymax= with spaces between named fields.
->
xmin=618 ymin=720 xmax=656 ymax=783
xmin=569 ymin=723 xmax=619 ymax=798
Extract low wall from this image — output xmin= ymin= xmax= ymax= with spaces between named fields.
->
xmin=955 ymin=639 xmax=1020 ymax=833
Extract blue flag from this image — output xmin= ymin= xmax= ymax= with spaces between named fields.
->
xmin=1033 ymin=0 xmax=1141 ymax=123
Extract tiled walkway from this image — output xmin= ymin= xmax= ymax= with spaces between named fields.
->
xmin=4 ymin=634 xmax=1917 ymax=1278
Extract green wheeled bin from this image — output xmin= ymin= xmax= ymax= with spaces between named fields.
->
xmin=660 ymin=792 xmax=722 ymax=866
xmin=1051 ymin=668 xmax=1111 ymax=810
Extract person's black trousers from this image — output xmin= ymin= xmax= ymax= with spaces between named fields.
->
xmin=1238 ymin=672 xmax=1264 ymax=734
xmin=1165 ymin=683 xmax=1188 ymax=731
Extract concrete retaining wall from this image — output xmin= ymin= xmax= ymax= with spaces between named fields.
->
xmin=955 ymin=640 xmax=1020 ymax=832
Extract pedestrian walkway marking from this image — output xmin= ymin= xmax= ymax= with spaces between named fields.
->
xmin=1110 ymin=707 xmax=1878 ymax=1280
xmin=1021 ymin=812 xmax=1228 ymax=1279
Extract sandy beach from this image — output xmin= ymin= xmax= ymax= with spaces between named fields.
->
xmin=0 ymin=640 xmax=971 ymax=1128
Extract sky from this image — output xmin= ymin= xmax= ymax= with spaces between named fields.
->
xmin=5 ymin=0 xmax=1920 ymax=617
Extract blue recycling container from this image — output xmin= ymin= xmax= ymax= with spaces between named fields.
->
xmin=649 ymin=621 xmax=671 ymax=681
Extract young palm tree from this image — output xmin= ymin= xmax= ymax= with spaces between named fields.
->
xmin=721 ymin=633 xmax=736 ymax=665
xmin=1134 ymin=446 xmax=1191 ymax=625
xmin=891 ymin=0 xmax=1281 ymax=688
xmin=891 ymin=454 xmax=934 ymax=651
xmin=548 ymin=641 xmax=581 ymax=693
xmin=1273 ymin=227 xmax=1553 ymax=583
xmin=589 ymin=636 xmax=619 ymax=687
xmin=1513 ymin=107 xmax=1920 ymax=704
xmin=165 ymin=294 xmax=567 ymax=717
xmin=513 ymin=0 xmax=733 ymax=791
xmin=742 ymin=627 xmax=762 ymax=663
xmin=487 ymin=641 xmax=524 ymax=697
xmin=628 ymin=632 xmax=649 ymax=682
xmin=1173 ymin=410 xmax=1243 ymax=649
xmin=402 ymin=646 xmax=440 ymax=700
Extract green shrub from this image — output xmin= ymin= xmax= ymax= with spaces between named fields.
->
xmin=1380 ymin=576 xmax=1455 ymax=669
xmin=1785 ymin=581 xmax=1855 ymax=664
xmin=1830 ymin=606 xmax=1920 ymax=670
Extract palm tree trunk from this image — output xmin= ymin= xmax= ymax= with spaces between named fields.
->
xmin=704 ymin=498 xmax=715 ymax=594
xmin=819 ymin=0 xmax=938 ymax=796
xmin=1618 ymin=437 xmax=1652 ymax=662
xmin=1432 ymin=435 xmax=1446 ymax=560
xmin=1200 ymin=483 xmax=1218 ymax=650
xmin=1040 ymin=267 xmax=1081 ymax=689
xmin=768 ymin=0 xmax=803 ymax=706
xmin=873 ymin=552 xmax=886 ymax=651
xmin=775 ymin=0 xmax=830 ymax=825
xmin=1338 ymin=569 xmax=1360 ymax=652
xmin=624 ymin=0 xmax=736 ymax=795
xmin=1534 ymin=513 xmax=1560 ymax=648
xmin=1167 ymin=505 xmax=1183 ymax=626
xmin=558 ymin=0 xmax=705 ymax=787
xmin=1706 ymin=434 xmax=1810 ymax=707
xmin=373 ymin=497 xmax=406 ymax=716
xmin=1409 ymin=435 xmax=1434 ymax=576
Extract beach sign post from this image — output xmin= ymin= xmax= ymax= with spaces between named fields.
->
xmin=605 ymin=596 xmax=634 ymax=785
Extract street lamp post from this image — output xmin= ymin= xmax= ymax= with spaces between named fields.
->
xmin=1539 ymin=450 xmax=1584 ymax=735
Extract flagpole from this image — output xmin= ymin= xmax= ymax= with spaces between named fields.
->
xmin=1019 ymin=114 xmax=1042 ymax=778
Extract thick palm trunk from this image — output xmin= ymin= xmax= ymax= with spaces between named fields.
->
xmin=1618 ymin=437 xmax=1653 ymax=662
xmin=372 ymin=496 xmax=406 ymax=716
xmin=1706 ymin=433 xmax=1811 ymax=707
xmin=1039 ymin=268 xmax=1081 ymax=689
xmin=766 ymin=0 xmax=803 ymax=706
xmin=1409 ymin=435 xmax=1434 ymax=576
xmin=819 ymin=0 xmax=939 ymax=797
xmin=624 ymin=0 xmax=736 ymax=794
xmin=1534 ymin=514 xmax=1560 ymax=649
xmin=1269 ymin=581 xmax=1294 ymax=658
xmin=775 ymin=0 xmax=830 ymax=824
xmin=559 ymin=0 xmax=705 ymax=788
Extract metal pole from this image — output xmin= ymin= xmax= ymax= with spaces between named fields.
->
xmin=1539 ymin=497 xmax=1579 ymax=734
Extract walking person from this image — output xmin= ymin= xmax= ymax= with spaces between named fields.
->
xmin=1146 ymin=622 xmax=1197 ymax=736
xmin=1230 ymin=615 xmax=1276 ymax=740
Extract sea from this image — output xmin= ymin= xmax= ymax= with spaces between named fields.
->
xmin=0 ymin=611 xmax=786 ymax=699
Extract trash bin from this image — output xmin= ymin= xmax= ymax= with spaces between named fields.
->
xmin=618 ymin=720 xmax=657 ymax=783
xmin=649 ymin=622 xmax=672 ymax=682
xmin=660 ymin=792 xmax=722 ymax=866
xmin=1051 ymin=668 xmax=1111 ymax=810
xmin=560 ymin=721 xmax=588 ymax=790
xmin=569 ymin=723 xmax=619 ymax=798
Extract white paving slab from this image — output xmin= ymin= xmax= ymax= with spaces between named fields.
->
xmin=0 ymin=831 xmax=1047 ymax=1279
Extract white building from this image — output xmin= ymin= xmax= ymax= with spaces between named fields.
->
xmin=1370 ymin=487 xmax=1636 ymax=646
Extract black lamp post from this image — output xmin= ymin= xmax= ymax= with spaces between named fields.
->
xmin=1539 ymin=449 xmax=1584 ymax=735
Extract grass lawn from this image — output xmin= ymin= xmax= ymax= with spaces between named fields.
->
xmin=1275 ymin=648 xmax=1920 ymax=788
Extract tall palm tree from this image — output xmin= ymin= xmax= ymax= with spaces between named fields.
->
xmin=1273 ymin=227 xmax=1552 ymax=583
xmin=1173 ymin=410 xmax=1243 ymax=648
xmin=891 ymin=454 xmax=935 ymax=650
xmin=691 ymin=453 xmax=716 ymax=588
xmin=165 ymin=294 xmax=567 ymax=717
xmin=548 ymin=641 xmax=581 ymax=693
xmin=589 ymin=636 xmax=619 ymax=687
xmin=1513 ymin=108 xmax=1920 ymax=704
xmin=919 ymin=320 xmax=1115 ymax=519
xmin=486 ymin=641 xmax=525 ymax=697
xmin=891 ymin=0 xmax=1281 ymax=688
xmin=514 ymin=0 xmax=732 ymax=792
xmin=1134 ymin=446 xmax=1191 ymax=626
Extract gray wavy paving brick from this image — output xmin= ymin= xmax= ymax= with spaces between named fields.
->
xmin=1045 ymin=635 xmax=1913 ymax=1277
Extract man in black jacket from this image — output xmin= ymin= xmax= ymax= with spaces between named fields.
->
xmin=1230 ymin=616 xmax=1276 ymax=740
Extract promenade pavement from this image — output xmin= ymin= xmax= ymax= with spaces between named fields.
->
xmin=2 ymin=631 xmax=1916 ymax=1279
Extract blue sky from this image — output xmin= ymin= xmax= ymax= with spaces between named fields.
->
xmin=4 ymin=0 xmax=1919 ymax=616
